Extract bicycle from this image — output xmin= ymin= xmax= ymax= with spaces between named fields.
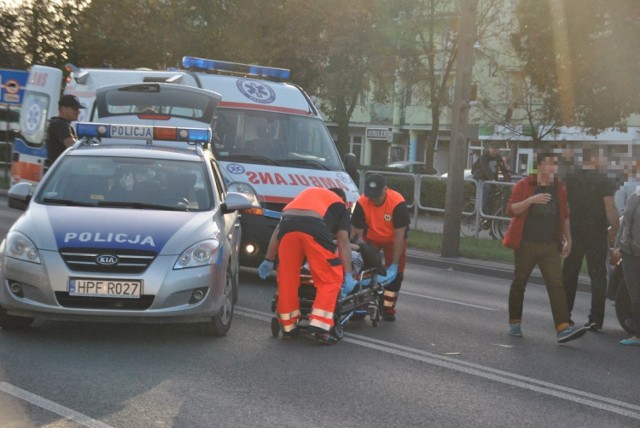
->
xmin=460 ymin=184 xmax=511 ymax=240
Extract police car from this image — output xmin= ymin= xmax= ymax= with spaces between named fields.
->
xmin=0 ymin=86 xmax=252 ymax=335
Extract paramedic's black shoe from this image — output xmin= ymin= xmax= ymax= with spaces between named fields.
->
xmin=382 ymin=312 xmax=396 ymax=322
xmin=584 ymin=321 xmax=602 ymax=331
xmin=282 ymin=327 xmax=300 ymax=340
xmin=304 ymin=326 xmax=338 ymax=345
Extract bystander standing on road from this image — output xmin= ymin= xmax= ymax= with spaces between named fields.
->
xmin=351 ymin=174 xmax=410 ymax=321
xmin=613 ymin=188 xmax=640 ymax=346
xmin=562 ymin=147 xmax=620 ymax=331
xmin=45 ymin=95 xmax=85 ymax=168
xmin=503 ymin=152 xmax=586 ymax=343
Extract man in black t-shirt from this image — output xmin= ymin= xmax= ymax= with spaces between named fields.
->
xmin=504 ymin=153 xmax=585 ymax=343
xmin=45 ymin=95 xmax=85 ymax=167
xmin=562 ymin=147 xmax=620 ymax=330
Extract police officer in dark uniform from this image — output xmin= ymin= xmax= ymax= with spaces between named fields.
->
xmin=45 ymin=95 xmax=85 ymax=167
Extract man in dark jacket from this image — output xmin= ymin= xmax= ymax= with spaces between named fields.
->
xmin=562 ymin=147 xmax=620 ymax=331
xmin=45 ymin=95 xmax=85 ymax=167
xmin=473 ymin=142 xmax=511 ymax=216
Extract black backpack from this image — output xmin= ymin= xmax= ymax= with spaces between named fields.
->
xmin=471 ymin=157 xmax=484 ymax=180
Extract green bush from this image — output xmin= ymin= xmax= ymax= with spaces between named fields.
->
xmin=382 ymin=174 xmax=475 ymax=210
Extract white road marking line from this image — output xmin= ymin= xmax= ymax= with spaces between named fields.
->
xmin=0 ymin=382 xmax=114 ymax=428
xmin=400 ymin=290 xmax=497 ymax=311
xmin=236 ymin=305 xmax=640 ymax=421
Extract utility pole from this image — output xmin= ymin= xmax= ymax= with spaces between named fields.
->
xmin=441 ymin=0 xmax=478 ymax=257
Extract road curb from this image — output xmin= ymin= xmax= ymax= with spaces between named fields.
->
xmin=406 ymin=248 xmax=591 ymax=291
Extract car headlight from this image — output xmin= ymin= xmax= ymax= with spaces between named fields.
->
xmin=6 ymin=231 xmax=41 ymax=264
xmin=174 ymin=239 xmax=220 ymax=269
xmin=227 ymin=182 xmax=262 ymax=215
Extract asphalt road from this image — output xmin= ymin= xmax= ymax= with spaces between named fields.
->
xmin=0 ymin=197 xmax=639 ymax=427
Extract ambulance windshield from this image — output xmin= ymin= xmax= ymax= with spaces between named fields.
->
xmin=212 ymin=109 xmax=342 ymax=171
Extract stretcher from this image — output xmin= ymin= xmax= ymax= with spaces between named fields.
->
xmin=270 ymin=245 xmax=385 ymax=340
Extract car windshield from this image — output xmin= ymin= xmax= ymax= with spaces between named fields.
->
xmin=36 ymin=156 xmax=212 ymax=211
xmin=212 ymin=109 xmax=342 ymax=171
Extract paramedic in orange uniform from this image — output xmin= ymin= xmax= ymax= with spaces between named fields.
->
xmin=351 ymin=174 xmax=410 ymax=321
xmin=258 ymin=187 xmax=355 ymax=345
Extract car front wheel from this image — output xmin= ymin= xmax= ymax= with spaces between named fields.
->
xmin=201 ymin=267 xmax=235 ymax=336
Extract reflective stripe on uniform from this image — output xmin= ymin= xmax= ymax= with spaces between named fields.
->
xmin=278 ymin=309 xmax=301 ymax=321
xmin=310 ymin=308 xmax=334 ymax=319
xmin=383 ymin=289 xmax=398 ymax=308
xmin=282 ymin=323 xmax=298 ymax=332
xmin=309 ymin=318 xmax=332 ymax=331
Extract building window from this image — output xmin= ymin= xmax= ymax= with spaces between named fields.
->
xmin=350 ymin=136 xmax=363 ymax=164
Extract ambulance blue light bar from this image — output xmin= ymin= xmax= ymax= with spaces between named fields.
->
xmin=75 ymin=122 xmax=211 ymax=143
xmin=182 ymin=56 xmax=291 ymax=80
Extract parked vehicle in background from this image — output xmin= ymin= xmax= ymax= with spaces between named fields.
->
xmin=11 ymin=57 xmax=359 ymax=267
xmin=387 ymin=161 xmax=434 ymax=175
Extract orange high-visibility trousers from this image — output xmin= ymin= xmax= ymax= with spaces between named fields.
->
xmin=277 ymin=231 xmax=342 ymax=332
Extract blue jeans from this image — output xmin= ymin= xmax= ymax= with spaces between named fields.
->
xmin=621 ymin=253 xmax=640 ymax=336
xmin=482 ymin=181 xmax=494 ymax=216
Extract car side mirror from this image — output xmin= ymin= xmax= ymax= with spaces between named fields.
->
xmin=221 ymin=192 xmax=253 ymax=214
xmin=7 ymin=182 xmax=33 ymax=211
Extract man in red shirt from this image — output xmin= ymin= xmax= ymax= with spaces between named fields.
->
xmin=351 ymin=174 xmax=410 ymax=321
xmin=503 ymin=153 xmax=586 ymax=343
xmin=258 ymin=187 xmax=355 ymax=345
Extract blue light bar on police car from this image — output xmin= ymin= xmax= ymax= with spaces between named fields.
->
xmin=75 ymin=122 xmax=211 ymax=143
xmin=182 ymin=56 xmax=291 ymax=80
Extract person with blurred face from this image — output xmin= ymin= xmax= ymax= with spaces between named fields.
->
xmin=503 ymin=153 xmax=586 ymax=343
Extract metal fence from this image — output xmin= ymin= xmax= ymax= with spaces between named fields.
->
xmin=356 ymin=169 xmax=515 ymax=238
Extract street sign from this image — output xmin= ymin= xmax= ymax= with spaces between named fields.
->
xmin=0 ymin=69 xmax=28 ymax=105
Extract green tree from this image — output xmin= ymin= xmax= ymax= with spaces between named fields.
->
xmin=314 ymin=0 xmax=396 ymax=156
xmin=511 ymin=0 xmax=640 ymax=132
xmin=382 ymin=0 xmax=512 ymax=173
xmin=0 ymin=4 xmax=25 ymax=69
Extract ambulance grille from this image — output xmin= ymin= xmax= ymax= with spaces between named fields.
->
xmin=59 ymin=248 xmax=157 ymax=274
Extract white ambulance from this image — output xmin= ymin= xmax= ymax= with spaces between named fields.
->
xmin=11 ymin=57 xmax=359 ymax=267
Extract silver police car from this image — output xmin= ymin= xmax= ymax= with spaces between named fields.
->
xmin=0 ymin=86 xmax=251 ymax=336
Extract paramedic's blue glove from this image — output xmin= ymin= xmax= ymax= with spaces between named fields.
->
xmin=341 ymin=273 xmax=358 ymax=298
xmin=258 ymin=259 xmax=274 ymax=279
xmin=377 ymin=264 xmax=398 ymax=285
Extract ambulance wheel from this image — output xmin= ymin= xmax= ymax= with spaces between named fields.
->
xmin=202 ymin=267 xmax=234 ymax=336
xmin=332 ymin=321 xmax=344 ymax=340
xmin=271 ymin=318 xmax=280 ymax=337
xmin=0 ymin=306 xmax=34 ymax=330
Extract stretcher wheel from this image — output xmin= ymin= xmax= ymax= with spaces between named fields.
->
xmin=271 ymin=317 xmax=280 ymax=337
xmin=332 ymin=321 xmax=344 ymax=340
xmin=370 ymin=302 xmax=380 ymax=327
